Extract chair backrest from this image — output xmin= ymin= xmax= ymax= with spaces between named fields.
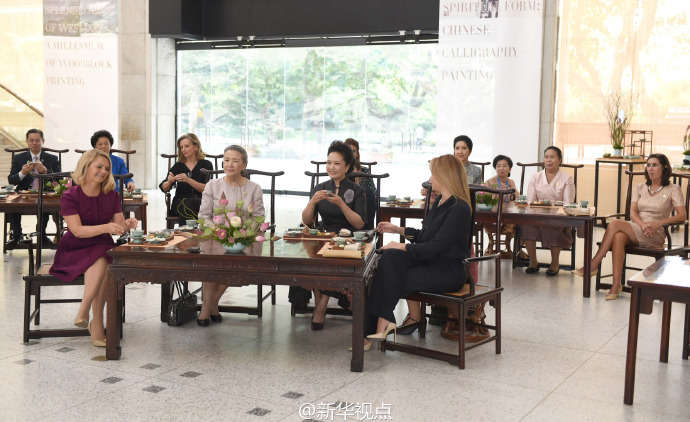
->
xmin=304 ymin=171 xmax=389 ymax=229
xmin=5 ymin=147 xmax=70 ymax=166
xmin=199 ymin=168 xmax=285 ymax=234
xmin=469 ymin=161 xmax=490 ymax=182
xmin=517 ymin=162 xmax=584 ymax=202
xmin=310 ymin=160 xmax=378 ymax=185
xmin=162 ymin=153 xmax=224 ymax=177
xmin=75 ymin=148 xmax=137 ymax=169
xmin=624 ymin=170 xmax=690 ymax=248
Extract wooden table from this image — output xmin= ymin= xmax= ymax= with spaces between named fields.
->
xmin=105 ymin=237 xmax=380 ymax=372
xmin=593 ymin=158 xmax=647 ymax=226
xmin=0 ymin=192 xmax=149 ymax=230
xmin=624 ymin=256 xmax=690 ymax=405
xmin=379 ymin=202 xmax=596 ymax=298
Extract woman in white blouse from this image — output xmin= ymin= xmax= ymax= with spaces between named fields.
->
xmin=196 ymin=145 xmax=265 ymax=326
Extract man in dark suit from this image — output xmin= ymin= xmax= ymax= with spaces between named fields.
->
xmin=6 ymin=128 xmax=61 ymax=248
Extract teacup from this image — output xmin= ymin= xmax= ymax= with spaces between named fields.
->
xmin=580 ymin=200 xmax=589 ymax=208
xmin=353 ymin=231 xmax=367 ymax=240
xmin=403 ymin=196 xmax=411 ymax=201
xmin=155 ymin=232 xmax=167 ymax=238
xmin=518 ymin=195 xmax=527 ymax=201
xmin=542 ymin=200 xmax=551 ymax=206
xmin=131 ymin=229 xmax=144 ymax=238
xmin=324 ymin=190 xmax=333 ymax=196
xmin=5 ymin=185 xmax=16 ymax=191
xmin=133 ymin=188 xmax=142 ymax=194
xmin=387 ymin=195 xmax=397 ymax=201
xmin=333 ymin=237 xmax=348 ymax=247
xmin=185 ymin=219 xmax=198 ymax=228
xmin=308 ymin=229 xmax=319 ymax=235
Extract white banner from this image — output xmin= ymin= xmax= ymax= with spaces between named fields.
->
xmin=436 ymin=0 xmax=544 ymax=168
xmin=43 ymin=0 xmax=118 ymax=172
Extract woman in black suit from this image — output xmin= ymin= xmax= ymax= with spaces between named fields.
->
xmin=363 ymin=154 xmax=472 ymax=349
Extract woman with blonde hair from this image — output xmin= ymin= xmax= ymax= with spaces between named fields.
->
xmin=362 ymin=154 xmax=472 ymax=348
xmin=159 ymin=133 xmax=214 ymax=225
xmin=50 ymin=149 xmax=138 ymax=347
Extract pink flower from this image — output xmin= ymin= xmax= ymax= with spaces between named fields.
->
xmin=65 ymin=179 xmax=72 ymax=188
xmin=260 ymin=222 xmax=270 ymax=231
xmin=219 ymin=198 xmax=229 ymax=206
xmin=226 ymin=211 xmax=236 ymax=221
xmin=240 ymin=228 xmax=247 ymax=236
xmin=256 ymin=236 xmax=266 ymax=242
xmin=217 ymin=229 xmax=227 ymax=239
xmin=213 ymin=215 xmax=224 ymax=225
xmin=227 ymin=237 xmax=235 ymax=243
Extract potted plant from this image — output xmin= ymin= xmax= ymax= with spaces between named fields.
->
xmin=604 ymin=89 xmax=635 ymax=156
xmin=476 ymin=190 xmax=498 ymax=211
xmin=683 ymin=125 xmax=690 ymax=162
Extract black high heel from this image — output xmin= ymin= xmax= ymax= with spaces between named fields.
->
xmin=396 ymin=314 xmax=423 ymax=335
xmin=210 ymin=314 xmax=222 ymax=323
xmin=196 ymin=318 xmax=210 ymax=327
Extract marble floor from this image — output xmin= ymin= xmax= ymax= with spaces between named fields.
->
xmin=1 ymin=190 xmax=689 ymax=421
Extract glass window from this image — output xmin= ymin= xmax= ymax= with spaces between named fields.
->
xmin=177 ymin=44 xmax=439 ymax=197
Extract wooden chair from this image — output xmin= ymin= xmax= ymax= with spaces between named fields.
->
xmin=165 ymin=167 xmax=285 ymax=318
xmin=160 ymin=152 xmax=223 ymax=229
xmin=3 ymin=147 xmax=69 ymax=253
xmin=469 ymin=160 xmax=491 ymax=182
xmin=512 ymin=162 xmax=584 ymax=270
xmin=381 ymin=185 xmax=513 ymax=369
xmin=311 ymin=160 xmax=377 ymax=185
xmin=22 ymin=172 xmax=129 ymax=342
xmin=75 ymin=148 xmax=137 ymax=169
xmin=595 ymin=171 xmax=690 ymax=293
xmin=291 ymin=170 xmax=388 ymax=317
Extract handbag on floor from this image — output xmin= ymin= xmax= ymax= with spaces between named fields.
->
xmin=167 ymin=281 xmax=198 ymax=326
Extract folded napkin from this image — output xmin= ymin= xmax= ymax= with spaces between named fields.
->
xmin=323 ymin=249 xmax=365 ymax=259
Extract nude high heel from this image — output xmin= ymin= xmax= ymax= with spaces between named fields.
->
xmin=88 ymin=323 xmax=106 ymax=348
xmin=367 ymin=322 xmax=397 ymax=343
xmin=605 ymin=285 xmax=623 ymax=301
xmin=73 ymin=318 xmax=88 ymax=329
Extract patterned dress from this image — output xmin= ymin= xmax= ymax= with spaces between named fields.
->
xmin=522 ymin=169 xmax=576 ymax=248
xmin=629 ymin=183 xmax=684 ymax=248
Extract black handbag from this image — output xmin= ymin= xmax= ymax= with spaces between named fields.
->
xmin=167 ymin=281 xmax=198 ymax=326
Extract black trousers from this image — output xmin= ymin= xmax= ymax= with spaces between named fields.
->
xmin=365 ymin=249 xmax=466 ymax=335
xmin=8 ymin=213 xmax=50 ymax=239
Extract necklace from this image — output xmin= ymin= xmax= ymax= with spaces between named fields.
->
xmin=648 ymin=184 xmax=663 ymax=194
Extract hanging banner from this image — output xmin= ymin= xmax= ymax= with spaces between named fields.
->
xmin=436 ymin=0 xmax=544 ymax=167
xmin=43 ymin=0 xmax=118 ymax=171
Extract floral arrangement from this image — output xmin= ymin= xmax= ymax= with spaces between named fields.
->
xmin=682 ymin=125 xmax=690 ymax=156
xmin=603 ymin=89 xmax=635 ymax=150
xmin=476 ymin=189 xmax=498 ymax=207
xmin=196 ymin=195 xmax=270 ymax=247
xmin=46 ymin=178 xmax=72 ymax=197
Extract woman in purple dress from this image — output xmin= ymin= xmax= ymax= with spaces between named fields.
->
xmin=50 ymin=150 xmax=138 ymax=347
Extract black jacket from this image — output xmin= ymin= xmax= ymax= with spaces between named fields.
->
xmin=8 ymin=150 xmax=61 ymax=191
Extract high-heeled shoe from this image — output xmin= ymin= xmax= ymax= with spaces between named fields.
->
xmin=396 ymin=314 xmax=422 ymax=335
xmin=367 ymin=322 xmax=397 ymax=343
xmin=572 ymin=268 xmax=598 ymax=277
xmin=73 ymin=318 xmax=88 ymax=329
xmin=605 ymin=285 xmax=623 ymax=300
xmin=197 ymin=318 xmax=210 ymax=327
xmin=210 ymin=314 xmax=222 ymax=323
xmin=348 ymin=341 xmax=373 ymax=352
xmin=310 ymin=316 xmax=324 ymax=331
xmin=87 ymin=323 xmax=106 ymax=347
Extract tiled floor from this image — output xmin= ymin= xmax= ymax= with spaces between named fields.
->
xmin=1 ymin=190 xmax=689 ymax=421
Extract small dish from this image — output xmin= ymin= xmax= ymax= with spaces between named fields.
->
xmin=132 ymin=194 xmax=143 ymax=199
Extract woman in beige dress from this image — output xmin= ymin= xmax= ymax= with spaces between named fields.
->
xmin=196 ymin=145 xmax=265 ymax=325
xmin=523 ymin=146 xmax=576 ymax=276
xmin=484 ymin=154 xmax=519 ymax=257
xmin=573 ymin=154 xmax=685 ymax=300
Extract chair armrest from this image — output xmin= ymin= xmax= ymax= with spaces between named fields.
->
xmin=597 ymin=213 xmax=626 ymax=228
